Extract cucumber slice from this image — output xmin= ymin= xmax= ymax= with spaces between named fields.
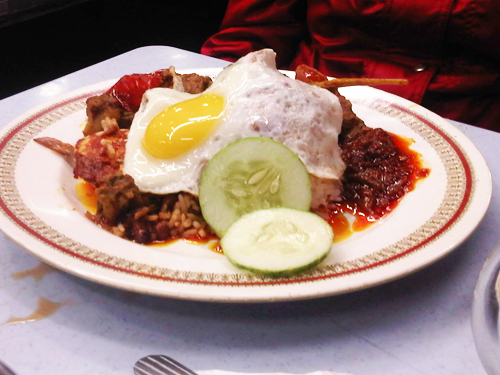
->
xmin=221 ymin=208 xmax=333 ymax=277
xmin=199 ymin=137 xmax=312 ymax=237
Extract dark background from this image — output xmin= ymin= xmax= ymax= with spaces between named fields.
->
xmin=0 ymin=0 xmax=228 ymax=100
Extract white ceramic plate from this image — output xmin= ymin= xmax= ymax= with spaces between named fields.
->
xmin=0 ymin=68 xmax=492 ymax=302
xmin=472 ymin=241 xmax=500 ymax=375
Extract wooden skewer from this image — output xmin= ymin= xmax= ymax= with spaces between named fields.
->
xmin=311 ymin=78 xmax=409 ymax=88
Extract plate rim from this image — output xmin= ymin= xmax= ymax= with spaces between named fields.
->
xmin=0 ymin=68 xmax=493 ymax=302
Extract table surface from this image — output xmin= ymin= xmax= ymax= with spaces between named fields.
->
xmin=0 ymin=46 xmax=498 ymax=375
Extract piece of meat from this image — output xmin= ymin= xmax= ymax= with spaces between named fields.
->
xmin=84 ymin=94 xmax=134 ymax=136
xmin=94 ymin=174 xmax=148 ymax=225
xmin=334 ymin=91 xmax=368 ymax=143
xmin=295 ymin=64 xmax=329 ymax=83
xmin=84 ymin=69 xmax=213 ymax=136
xmin=338 ymin=127 xmax=418 ymax=219
xmin=178 ymin=73 xmax=212 ymax=93
xmin=91 ymin=174 xmax=213 ymax=244
xmin=33 ymin=137 xmax=76 ymax=167
xmin=294 ymin=64 xmax=368 ymax=142
xmin=295 ymin=63 xmax=423 ymax=219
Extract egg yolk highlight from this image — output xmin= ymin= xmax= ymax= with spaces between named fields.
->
xmin=143 ymin=94 xmax=224 ymax=159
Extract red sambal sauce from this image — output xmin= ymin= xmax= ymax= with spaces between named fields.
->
xmin=295 ymin=64 xmax=430 ymax=240
xmin=317 ymin=130 xmax=430 ymax=241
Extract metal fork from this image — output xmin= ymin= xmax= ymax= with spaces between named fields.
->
xmin=0 ymin=361 xmax=17 ymax=375
xmin=134 ymin=355 xmax=199 ymax=375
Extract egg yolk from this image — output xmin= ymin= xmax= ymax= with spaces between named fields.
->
xmin=143 ymin=94 xmax=225 ymax=159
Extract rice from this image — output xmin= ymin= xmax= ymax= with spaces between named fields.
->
xmin=103 ymin=192 xmax=213 ymax=244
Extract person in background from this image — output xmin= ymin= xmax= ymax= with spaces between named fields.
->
xmin=201 ymin=0 xmax=500 ymax=131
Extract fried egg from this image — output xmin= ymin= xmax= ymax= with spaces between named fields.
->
xmin=123 ymin=49 xmax=345 ymax=196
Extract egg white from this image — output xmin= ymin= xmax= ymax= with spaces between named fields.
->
xmin=123 ymin=49 xmax=345 ymax=196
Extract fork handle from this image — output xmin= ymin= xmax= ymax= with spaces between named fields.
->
xmin=0 ymin=362 xmax=17 ymax=375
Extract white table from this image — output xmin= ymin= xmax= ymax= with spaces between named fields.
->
xmin=0 ymin=46 xmax=497 ymax=375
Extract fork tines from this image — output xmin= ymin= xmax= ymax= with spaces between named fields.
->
xmin=135 ymin=355 xmax=199 ymax=375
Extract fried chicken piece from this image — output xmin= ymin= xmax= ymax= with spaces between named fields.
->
xmin=73 ymin=127 xmax=128 ymax=187
xmin=34 ymin=117 xmax=126 ymax=186
xmin=33 ymin=137 xmax=76 ymax=167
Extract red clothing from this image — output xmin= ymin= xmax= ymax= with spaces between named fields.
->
xmin=202 ymin=0 xmax=500 ymax=131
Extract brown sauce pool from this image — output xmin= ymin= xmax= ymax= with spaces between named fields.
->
xmin=5 ymin=263 xmax=70 ymax=325
xmin=12 ymin=262 xmax=57 ymax=282
xmin=3 ymin=297 xmax=66 ymax=326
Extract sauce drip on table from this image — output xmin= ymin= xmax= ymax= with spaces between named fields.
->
xmin=3 ymin=298 xmax=68 ymax=326
xmin=12 ymin=262 xmax=57 ymax=282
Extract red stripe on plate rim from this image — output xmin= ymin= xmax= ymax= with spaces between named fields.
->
xmin=0 ymin=93 xmax=473 ymax=286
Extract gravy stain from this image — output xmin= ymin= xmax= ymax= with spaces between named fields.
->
xmin=12 ymin=262 xmax=57 ymax=282
xmin=3 ymin=297 xmax=69 ymax=326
